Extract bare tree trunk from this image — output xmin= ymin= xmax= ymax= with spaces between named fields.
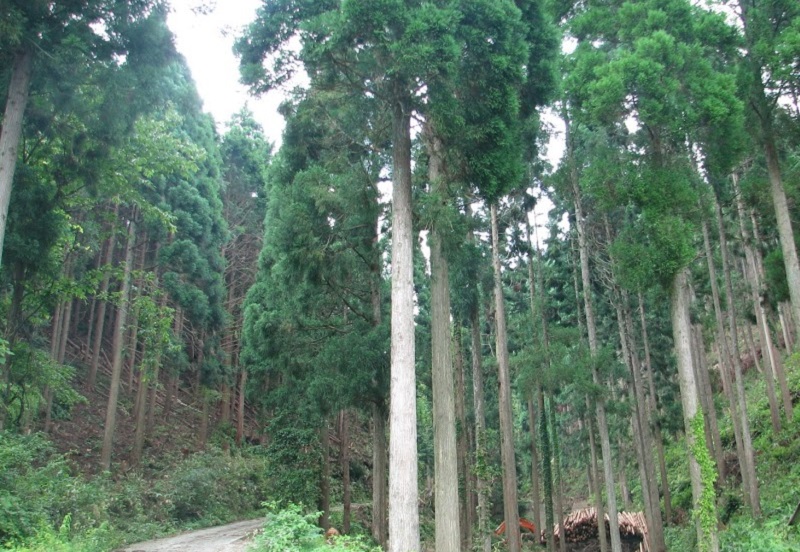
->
xmin=540 ymin=389 xmax=555 ymax=552
xmin=372 ymin=403 xmax=389 ymax=547
xmin=235 ymin=369 xmax=247 ymax=446
xmin=491 ymin=202 xmax=521 ymax=552
xmin=615 ymin=294 xmax=664 ymax=552
xmin=471 ymin=305 xmax=491 ymax=552
xmin=671 ymin=268 xmax=720 ymax=552
xmin=587 ymin=411 xmax=608 ymax=552
xmin=743 ymin=321 xmax=762 ymax=375
xmin=749 ymin=209 xmax=793 ymax=421
xmin=0 ymin=47 xmax=33 ymax=266
xmin=131 ymin=354 xmax=149 ymax=467
xmin=549 ymin=398 xmax=567 ymax=552
xmin=388 ymin=99 xmax=419 ymax=552
xmin=89 ymin=211 xmax=119 ymax=390
xmin=454 ymin=324 xmax=472 ymax=549
xmin=320 ymin=422 xmax=331 ymax=530
xmin=714 ymin=189 xmax=761 ymax=516
xmin=528 ymin=398 xmax=543 ymax=533
xmin=338 ymin=410 xmax=351 ymax=533
xmin=638 ymin=292 xmax=673 ymax=522
xmin=426 ymin=128 xmax=461 ymax=552
xmin=778 ymin=303 xmax=793 ymax=353
xmin=573 ymin=187 xmax=622 ymax=552
xmin=100 ymin=212 xmax=136 ymax=471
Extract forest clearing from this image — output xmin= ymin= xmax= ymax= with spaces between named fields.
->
xmin=1 ymin=0 xmax=800 ymax=551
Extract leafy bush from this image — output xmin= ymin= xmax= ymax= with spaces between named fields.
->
xmin=720 ymin=517 xmax=798 ymax=552
xmin=157 ymin=447 xmax=270 ymax=524
xmin=248 ymin=502 xmax=380 ymax=552
xmin=0 ymin=432 xmax=73 ymax=543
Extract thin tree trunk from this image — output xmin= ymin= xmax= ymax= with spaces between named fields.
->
xmin=372 ymin=403 xmax=389 ymax=548
xmin=572 ymin=187 xmax=622 ymax=552
xmin=714 ymin=188 xmax=761 ymax=516
xmin=89 ymin=211 xmax=119 ymax=390
xmin=587 ymin=410 xmax=608 ymax=552
xmin=427 ymin=127 xmax=460 ymax=552
xmin=454 ymin=324 xmax=472 ymax=550
xmin=549 ymin=398 xmax=567 ymax=552
xmin=671 ymin=268 xmax=720 ymax=552
xmin=339 ymin=410 xmax=351 ymax=534
xmin=471 ymin=305 xmax=491 ymax=552
xmin=615 ymin=294 xmax=664 ymax=552
xmin=743 ymin=320 xmax=762 ymax=375
xmin=491 ymin=202 xmax=521 ymax=552
xmin=132 ymin=351 xmax=149 ymax=467
xmin=320 ymin=421 xmax=331 ymax=530
xmin=617 ymin=440 xmax=631 ymax=511
xmin=100 ymin=212 xmax=136 ymax=471
xmin=540 ymin=389 xmax=555 ymax=552
xmin=638 ymin=292 xmax=673 ymax=522
xmin=528 ymin=398 xmax=543 ymax=533
xmin=749 ymin=209 xmax=793 ymax=421
xmin=0 ymin=47 xmax=33 ymax=266
xmin=235 ymin=369 xmax=247 ymax=446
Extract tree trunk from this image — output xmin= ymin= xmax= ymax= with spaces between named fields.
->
xmin=587 ymin=410 xmax=608 ymax=552
xmin=235 ymin=369 xmax=247 ymax=446
xmin=491 ymin=202 xmax=521 ymax=552
xmin=549 ymin=398 xmax=567 ymax=552
xmin=454 ymin=324 xmax=472 ymax=550
xmin=427 ymin=127 xmax=461 ymax=552
xmin=372 ymin=402 xmax=389 ymax=548
xmin=764 ymin=134 xmax=800 ymax=340
xmin=671 ymin=268 xmax=720 ymax=552
xmin=540 ymin=389 xmax=555 ymax=552
xmin=131 ymin=355 xmax=149 ymax=467
xmin=320 ymin=421 xmax=331 ymax=530
xmin=388 ymin=98 xmax=419 ymax=552
xmin=692 ymin=325 xmax=724 ymax=484
xmin=0 ymin=47 xmax=34 ymax=266
xmin=528 ymin=398 xmax=543 ymax=533
xmin=471 ymin=305 xmax=491 ymax=552
xmin=638 ymin=292 xmax=673 ymax=522
xmin=748 ymin=208 xmax=793 ymax=421
xmin=715 ymin=188 xmax=761 ymax=516
xmin=616 ymin=294 xmax=665 ymax=552
xmin=573 ymin=189 xmax=622 ymax=552
xmin=100 ymin=212 xmax=137 ymax=471
xmin=339 ymin=410 xmax=351 ymax=534
xmin=89 ymin=212 xmax=119 ymax=390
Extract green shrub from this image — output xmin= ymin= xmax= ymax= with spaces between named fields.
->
xmin=248 ymin=502 xmax=380 ymax=552
xmin=720 ymin=517 xmax=798 ymax=551
xmin=157 ymin=447 xmax=269 ymax=524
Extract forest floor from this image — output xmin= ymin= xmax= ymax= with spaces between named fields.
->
xmin=118 ymin=518 xmax=264 ymax=552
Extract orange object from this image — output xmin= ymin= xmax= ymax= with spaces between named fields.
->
xmin=494 ymin=518 xmax=537 ymax=535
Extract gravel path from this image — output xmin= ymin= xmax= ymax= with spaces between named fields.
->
xmin=120 ymin=518 xmax=264 ymax=552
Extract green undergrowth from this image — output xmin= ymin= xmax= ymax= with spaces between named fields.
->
xmin=0 ymin=432 xmax=270 ymax=551
xmin=247 ymin=502 xmax=380 ymax=552
xmin=664 ymin=352 xmax=800 ymax=551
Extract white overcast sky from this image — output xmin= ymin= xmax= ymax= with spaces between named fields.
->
xmin=166 ymin=0 xmax=286 ymax=146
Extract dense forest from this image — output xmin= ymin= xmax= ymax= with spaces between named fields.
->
xmin=1 ymin=0 xmax=799 ymax=551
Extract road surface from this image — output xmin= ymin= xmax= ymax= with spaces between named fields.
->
xmin=121 ymin=518 xmax=264 ymax=552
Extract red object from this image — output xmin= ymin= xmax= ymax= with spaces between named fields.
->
xmin=494 ymin=518 xmax=537 ymax=536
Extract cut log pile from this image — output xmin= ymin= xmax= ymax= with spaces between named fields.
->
xmin=550 ymin=508 xmax=649 ymax=552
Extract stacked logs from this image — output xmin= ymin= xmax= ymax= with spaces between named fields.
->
xmin=550 ymin=508 xmax=649 ymax=552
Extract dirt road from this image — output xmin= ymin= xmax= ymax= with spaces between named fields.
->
xmin=120 ymin=518 xmax=264 ymax=552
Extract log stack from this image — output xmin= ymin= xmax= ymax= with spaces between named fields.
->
xmin=549 ymin=508 xmax=649 ymax=552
